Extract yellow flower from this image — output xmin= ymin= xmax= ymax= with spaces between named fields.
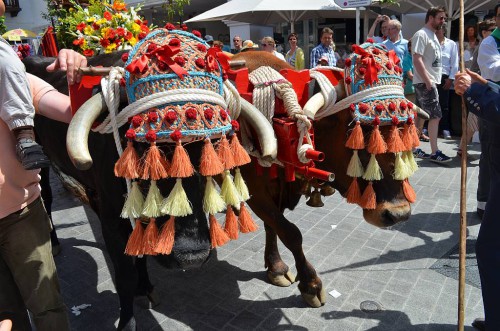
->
xmin=131 ymin=23 xmax=141 ymax=34
xmin=105 ymin=43 xmax=118 ymax=53
xmin=129 ymin=36 xmax=138 ymax=46
xmin=101 ymin=27 xmax=110 ymax=37
xmin=86 ymin=17 xmax=96 ymax=23
xmin=97 ymin=18 xmax=108 ymax=25
xmin=84 ymin=26 xmax=94 ymax=36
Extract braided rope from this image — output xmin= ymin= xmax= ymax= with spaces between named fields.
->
xmin=223 ymin=80 xmax=241 ymax=120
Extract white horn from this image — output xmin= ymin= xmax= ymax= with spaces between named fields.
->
xmin=413 ymin=104 xmax=430 ymax=120
xmin=239 ymin=98 xmax=277 ymax=160
xmin=303 ymin=93 xmax=325 ymax=119
xmin=67 ymin=93 xmax=107 ymax=170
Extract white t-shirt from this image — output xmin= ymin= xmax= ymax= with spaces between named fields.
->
xmin=478 ymin=35 xmax=500 ymax=82
xmin=273 ymin=50 xmax=286 ymax=62
xmin=411 ymin=27 xmax=442 ymax=85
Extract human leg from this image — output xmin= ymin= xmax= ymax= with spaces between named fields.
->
xmin=477 ymin=119 xmax=490 ymax=217
xmin=39 ymin=166 xmax=60 ymax=254
xmin=0 ymin=198 xmax=69 ymax=331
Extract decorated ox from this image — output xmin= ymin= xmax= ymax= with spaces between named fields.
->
xmin=25 ymin=28 xmax=427 ymax=330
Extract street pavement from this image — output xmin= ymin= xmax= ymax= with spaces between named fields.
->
xmin=50 ymin=137 xmax=484 ymax=330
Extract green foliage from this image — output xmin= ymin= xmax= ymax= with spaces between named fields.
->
xmin=162 ymin=0 xmax=191 ymax=22
xmin=0 ymin=16 xmax=7 ymax=35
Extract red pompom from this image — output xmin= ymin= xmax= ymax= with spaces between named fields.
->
xmin=391 ymin=116 xmax=399 ymax=125
xmin=372 ymin=116 xmax=381 ymax=126
xmin=231 ymin=120 xmax=240 ymax=131
xmin=157 ymin=61 xmax=168 ymax=71
xmin=204 ymin=108 xmax=214 ymax=121
xmin=359 ymin=67 xmax=366 ymax=75
xmin=145 ymin=130 xmax=157 ymax=142
xmin=138 ymin=32 xmax=147 ymax=40
xmin=345 ymin=76 xmax=352 ymax=84
xmin=197 ymin=43 xmax=207 ymax=52
xmin=192 ymin=30 xmax=202 ymax=38
xmin=222 ymin=74 xmax=228 ymax=81
xmin=195 ymin=58 xmax=205 ymax=68
xmin=169 ymin=38 xmax=181 ymax=47
xmin=185 ymin=108 xmax=197 ymax=120
xmin=174 ymin=56 xmax=186 ymax=66
xmin=165 ymin=23 xmax=176 ymax=30
xmin=170 ymin=130 xmax=182 ymax=141
xmin=399 ymin=101 xmax=407 ymax=110
xmin=147 ymin=43 xmax=157 ymax=53
xmin=148 ymin=112 xmax=159 ymax=123
xmin=350 ymin=103 xmax=356 ymax=112
xmin=375 ymin=104 xmax=384 ymax=113
xmin=372 ymin=48 xmax=380 ymax=55
xmin=388 ymin=102 xmax=396 ymax=112
xmin=125 ymin=129 xmax=136 ymax=140
xmin=132 ymin=115 xmax=143 ymax=128
xmin=386 ymin=62 xmax=393 ymax=70
xmin=408 ymin=102 xmax=414 ymax=109
xmin=366 ymin=38 xmax=374 ymax=43
xmin=406 ymin=117 xmax=414 ymax=125
xmin=181 ymin=24 xmax=188 ymax=31
xmin=220 ymin=109 xmax=228 ymax=121
xmin=165 ymin=111 xmax=177 ymax=124
xmin=359 ymin=103 xmax=369 ymax=114
xmin=121 ymin=52 xmax=129 ymax=62
xmin=345 ymin=58 xmax=352 ymax=67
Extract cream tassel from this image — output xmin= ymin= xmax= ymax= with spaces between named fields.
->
xmin=203 ymin=176 xmax=226 ymax=215
xmin=160 ymin=178 xmax=193 ymax=217
xmin=121 ymin=181 xmax=144 ymax=218
xmin=141 ymin=180 xmax=163 ymax=218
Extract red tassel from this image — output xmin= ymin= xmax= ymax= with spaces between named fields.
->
xmin=169 ymin=140 xmax=194 ymax=178
xmin=230 ymin=135 xmax=251 ymax=167
xmin=346 ymin=177 xmax=362 ymax=204
xmin=386 ymin=125 xmax=405 ymax=153
xmin=238 ymin=202 xmax=258 ymax=233
xmin=140 ymin=143 xmax=169 ymax=180
xmin=217 ymin=135 xmax=236 ymax=170
xmin=402 ymin=179 xmax=416 ymax=203
xmin=155 ymin=216 xmax=175 ymax=255
xmin=224 ymin=205 xmax=238 ymax=240
xmin=345 ymin=121 xmax=365 ymax=150
xmin=200 ymin=138 xmax=225 ymax=176
xmin=209 ymin=214 xmax=230 ymax=248
xmin=124 ymin=220 xmax=145 ymax=256
xmin=114 ymin=141 xmax=140 ymax=179
xmin=360 ymin=182 xmax=376 ymax=210
xmin=367 ymin=125 xmax=387 ymax=155
xmin=142 ymin=218 xmax=159 ymax=255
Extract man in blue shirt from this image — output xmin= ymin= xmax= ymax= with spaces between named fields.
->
xmin=310 ymin=27 xmax=336 ymax=68
xmin=383 ymin=20 xmax=408 ymax=66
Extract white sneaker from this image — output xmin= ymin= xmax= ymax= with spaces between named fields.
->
xmin=443 ymin=130 xmax=451 ymax=139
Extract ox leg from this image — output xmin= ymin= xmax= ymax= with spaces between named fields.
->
xmin=264 ymin=224 xmax=296 ymax=287
xmin=135 ymin=257 xmax=160 ymax=309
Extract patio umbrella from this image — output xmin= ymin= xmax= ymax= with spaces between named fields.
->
xmin=185 ymin=0 xmax=343 ymax=33
xmin=2 ymin=28 xmax=38 ymax=41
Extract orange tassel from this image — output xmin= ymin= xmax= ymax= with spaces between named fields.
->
xmin=200 ymin=138 xmax=225 ymax=176
xmin=346 ymin=177 xmax=362 ymax=204
xmin=142 ymin=218 xmax=159 ymax=255
xmin=169 ymin=140 xmax=194 ymax=178
xmin=345 ymin=121 xmax=365 ymax=150
xmin=360 ymin=182 xmax=377 ymax=210
xmin=155 ymin=216 xmax=175 ymax=255
xmin=401 ymin=123 xmax=414 ymax=151
xmin=217 ymin=135 xmax=236 ymax=170
xmin=367 ymin=125 xmax=387 ymax=155
xmin=114 ymin=141 xmax=140 ymax=179
xmin=230 ymin=134 xmax=251 ymax=167
xmin=402 ymin=179 xmax=416 ymax=203
xmin=140 ymin=143 xmax=169 ymax=180
xmin=410 ymin=123 xmax=420 ymax=148
xmin=238 ymin=202 xmax=258 ymax=233
xmin=386 ymin=125 xmax=405 ymax=153
xmin=124 ymin=220 xmax=144 ymax=256
xmin=209 ymin=214 xmax=230 ymax=248
xmin=224 ymin=205 xmax=239 ymax=240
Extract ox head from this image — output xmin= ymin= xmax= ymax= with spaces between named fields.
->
xmin=66 ymin=28 xmax=268 ymax=265
xmin=304 ymin=41 xmax=429 ymax=227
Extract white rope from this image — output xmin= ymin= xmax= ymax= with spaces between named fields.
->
xmin=223 ymin=80 xmax=241 ymax=120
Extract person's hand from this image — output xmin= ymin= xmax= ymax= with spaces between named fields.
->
xmin=46 ymin=49 xmax=88 ymax=85
xmin=425 ymin=80 xmax=433 ymax=91
xmin=455 ymin=69 xmax=487 ymax=96
xmin=443 ymin=78 xmax=453 ymax=90
xmin=466 ymin=69 xmax=487 ymax=85
xmin=0 ymin=319 xmax=12 ymax=331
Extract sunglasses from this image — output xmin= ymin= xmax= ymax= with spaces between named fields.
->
xmin=261 ymin=43 xmax=270 ymax=46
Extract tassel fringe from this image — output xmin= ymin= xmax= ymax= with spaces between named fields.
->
xmin=345 ymin=121 xmax=365 ymax=150
xmin=403 ymin=150 xmax=418 ymax=175
xmin=234 ymin=168 xmax=250 ymax=201
xmin=155 ymin=216 xmax=175 ymax=255
xmin=402 ymin=179 xmax=416 ymax=203
xmin=367 ymin=125 xmax=387 ymax=155
xmin=142 ymin=180 xmax=163 ymax=218
xmin=141 ymin=143 xmax=169 ymax=180
xmin=209 ymin=214 xmax=230 ymax=248
xmin=169 ymin=141 xmax=194 ymax=178
xmin=362 ymin=154 xmax=383 ymax=181
xmin=203 ymin=176 xmax=226 ymax=215
xmin=360 ymin=182 xmax=377 ymax=210
xmin=224 ymin=205 xmax=239 ymax=240
xmin=161 ymin=178 xmax=193 ymax=217
xmin=115 ymin=141 xmax=140 ymax=179
xmin=142 ymin=218 xmax=159 ymax=255
xmin=217 ymin=135 xmax=236 ymax=170
xmin=346 ymin=177 xmax=362 ymax=204
xmin=347 ymin=150 xmax=364 ymax=178
xmin=220 ymin=170 xmax=241 ymax=208
xmin=393 ymin=152 xmax=410 ymax=180
xmin=230 ymin=134 xmax=251 ymax=167
xmin=124 ymin=220 xmax=144 ymax=256
xmin=200 ymin=138 xmax=225 ymax=176
xmin=238 ymin=202 xmax=258 ymax=233
xmin=121 ymin=181 xmax=144 ymax=218
xmin=386 ymin=125 xmax=405 ymax=153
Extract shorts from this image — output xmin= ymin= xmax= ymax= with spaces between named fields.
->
xmin=414 ymin=83 xmax=442 ymax=119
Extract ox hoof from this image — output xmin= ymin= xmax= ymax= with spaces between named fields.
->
xmin=301 ymin=288 xmax=326 ymax=308
xmin=267 ymin=270 xmax=296 ymax=287
xmin=135 ymin=289 xmax=160 ymax=309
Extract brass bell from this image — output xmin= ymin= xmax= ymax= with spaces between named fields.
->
xmin=306 ymin=188 xmax=324 ymax=207
xmin=300 ymin=180 xmax=312 ymax=197
xmin=320 ymin=183 xmax=336 ymax=197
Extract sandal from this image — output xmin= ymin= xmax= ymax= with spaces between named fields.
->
xmin=419 ymin=134 xmax=430 ymax=142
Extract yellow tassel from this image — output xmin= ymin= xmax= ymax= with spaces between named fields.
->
xmin=393 ymin=152 xmax=410 ymax=180
xmin=403 ymin=150 xmax=418 ymax=175
xmin=220 ymin=170 xmax=241 ymax=209
xmin=234 ymin=168 xmax=250 ymax=201
xmin=203 ymin=176 xmax=226 ymax=215
xmin=160 ymin=178 xmax=193 ymax=217
xmin=362 ymin=154 xmax=383 ymax=181
xmin=141 ymin=180 xmax=163 ymax=218
xmin=121 ymin=181 xmax=144 ymax=219
xmin=347 ymin=150 xmax=364 ymax=178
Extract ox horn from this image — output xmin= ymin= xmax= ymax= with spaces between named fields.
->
xmin=67 ymin=92 xmax=107 ymax=170
xmin=413 ymin=104 xmax=430 ymax=120
xmin=238 ymin=98 xmax=278 ymax=160
xmin=303 ymin=83 xmax=346 ymax=119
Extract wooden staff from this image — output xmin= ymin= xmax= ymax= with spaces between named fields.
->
xmin=457 ymin=0 xmax=466 ymax=329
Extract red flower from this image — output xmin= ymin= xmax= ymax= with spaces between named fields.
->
xmin=222 ymin=73 xmax=228 ymax=81
xmin=169 ymin=38 xmax=181 ymax=47
xmin=165 ymin=111 xmax=177 ymax=123
xmin=104 ymin=11 xmax=112 ymax=21
xmin=100 ymin=39 xmax=110 ymax=48
xmin=165 ymin=23 xmax=176 ymax=30
xmin=181 ymin=24 xmax=188 ymax=31
xmin=185 ymin=108 xmax=197 ymax=120
xmin=134 ymin=19 xmax=143 ymax=25
xmin=76 ymin=23 xmax=86 ymax=31
xmin=83 ymin=49 xmax=94 ymax=57
xmin=92 ymin=23 xmax=100 ymax=30
xmin=170 ymin=130 xmax=182 ymax=141
xmin=359 ymin=103 xmax=369 ymax=114
xmin=375 ymin=104 xmax=385 ymax=112
xmin=140 ymin=25 xmax=149 ymax=33
xmin=147 ymin=43 xmax=157 ymax=53
xmin=116 ymin=27 xmax=126 ymax=37
xmin=125 ymin=32 xmax=133 ymax=41
xmin=192 ymin=30 xmax=202 ymax=38
xmin=145 ymin=130 xmax=157 ymax=142
xmin=231 ymin=120 xmax=239 ymax=131
xmin=138 ymin=32 xmax=147 ymax=40
xmin=204 ymin=108 xmax=214 ymax=121
xmin=366 ymin=38 xmax=374 ymax=43
xmin=17 ymin=45 xmax=23 ymax=51
xmin=391 ymin=116 xmax=399 ymax=125
xmin=372 ymin=116 xmax=381 ymax=126
xmin=388 ymin=102 xmax=396 ymax=112
xmin=121 ymin=52 xmax=129 ymax=62
xmin=125 ymin=129 xmax=136 ymax=140
xmin=148 ymin=112 xmax=159 ymax=123
xmin=399 ymin=101 xmax=407 ymax=110
xmin=345 ymin=76 xmax=352 ymax=84
xmin=131 ymin=115 xmax=143 ymax=128
xmin=197 ymin=43 xmax=207 ymax=52
xmin=345 ymin=58 xmax=352 ymax=67
xmin=73 ymin=38 xmax=84 ymax=46
xmin=174 ymin=56 xmax=186 ymax=66
xmin=220 ymin=109 xmax=228 ymax=120
xmin=195 ymin=58 xmax=206 ymax=68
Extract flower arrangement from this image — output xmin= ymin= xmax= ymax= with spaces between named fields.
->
xmin=55 ymin=0 xmax=152 ymax=56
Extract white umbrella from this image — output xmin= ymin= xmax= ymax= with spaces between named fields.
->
xmin=185 ymin=0 xmax=343 ymax=33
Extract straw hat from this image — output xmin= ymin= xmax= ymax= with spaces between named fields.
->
xmin=240 ymin=39 xmax=259 ymax=51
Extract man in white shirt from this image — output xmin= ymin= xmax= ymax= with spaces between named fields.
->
xmin=411 ymin=6 xmax=451 ymax=163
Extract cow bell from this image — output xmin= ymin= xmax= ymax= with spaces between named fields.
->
xmin=320 ymin=183 xmax=336 ymax=197
xmin=306 ymin=188 xmax=324 ymax=207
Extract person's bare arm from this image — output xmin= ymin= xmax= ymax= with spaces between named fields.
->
xmin=367 ymin=15 xmax=388 ymax=38
xmin=412 ymin=53 xmax=432 ymax=90
xmin=28 ymin=73 xmax=72 ymax=123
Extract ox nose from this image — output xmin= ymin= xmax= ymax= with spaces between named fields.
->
xmin=363 ymin=200 xmax=411 ymax=228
